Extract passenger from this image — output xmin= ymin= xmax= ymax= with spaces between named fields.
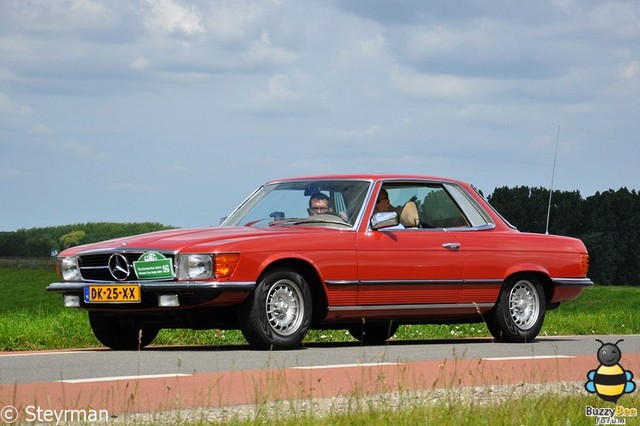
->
xmin=308 ymin=192 xmax=333 ymax=216
xmin=374 ymin=188 xmax=402 ymax=215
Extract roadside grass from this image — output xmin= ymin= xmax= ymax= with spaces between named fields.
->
xmin=239 ymin=392 xmax=640 ymax=426
xmin=271 ymin=391 xmax=640 ymax=426
xmin=1 ymin=267 xmax=639 ymax=351
xmin=128 ymin=384 xmax=640 ymax=425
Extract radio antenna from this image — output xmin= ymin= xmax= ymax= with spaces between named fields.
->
xmin=545 ymin=125 xmax=561 ymax=235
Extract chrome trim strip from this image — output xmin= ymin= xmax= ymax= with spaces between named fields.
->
xmin=355 ymin=279 xmax=465 ymax=286
xmin=327 ymin=278 xmax=590 ymax=287
xmin=376 ymin=225 xmax=496 ymax=232
xmin=551 ymin=278 xmax=594 ymax=286
xmin=328 ymin=302 xmax=494 ymax=312
xmin=462 ymin=279 xmax=504 ymax=285
xmin=47 ymin=281 xmax=256 ymax=292
xmin=76 ymin=248 xmax=179 ymax=256
xmin=325 ymin=279 xmax=500 ymax=286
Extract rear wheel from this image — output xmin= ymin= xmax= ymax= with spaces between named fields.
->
xmin=486 ymin=276 xmax=546 ymax=343
xmin=239 ymin=269 xmax=312 ymax=350
xmin=348 ymin=321 xmax=399 ymax=344
xmin=88 ymin=312 xmax=159 ymax=350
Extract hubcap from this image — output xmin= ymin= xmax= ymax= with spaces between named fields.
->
xmin=508 ymin=280 xmax=540 ymax=330
xmin=265 ymin=279 xmax=304 ymax=336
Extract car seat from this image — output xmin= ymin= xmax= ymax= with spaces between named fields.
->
xmin=399 ymin=201 xmax=420 ymax=228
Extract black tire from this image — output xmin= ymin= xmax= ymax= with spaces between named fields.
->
xmin=88 ymin=312 xmax=159 ymax=350
xmin=486 ymin=276 xmax=546 ymax=343
xmin=239 ymin=269 xmax=312 ymax=350
xmin=348 ymin=321 xmax=399 ymax=344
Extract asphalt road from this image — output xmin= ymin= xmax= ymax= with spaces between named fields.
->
xmin=2 ymin=334 xmax=639 ymax=385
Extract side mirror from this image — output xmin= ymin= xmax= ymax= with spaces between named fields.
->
xmin=370 ymin=211 xmax=400 ymax=230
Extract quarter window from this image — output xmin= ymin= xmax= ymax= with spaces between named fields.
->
xmin=379 ymin=183 xmax=473 ymax=229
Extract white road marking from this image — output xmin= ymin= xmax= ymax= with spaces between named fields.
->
xmin=292 ymin=362 xmax=399 ymax=370
xmin=482 ymin=355 xmax=575 ymax=361
xmin=0 ymin=351 xmax=89 ymax=357
xmin=58 ymin=373 xmax=192 ymax=384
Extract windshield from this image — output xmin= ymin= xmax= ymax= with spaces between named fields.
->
xmin=222 ymin=179 xmax=371 ymax=227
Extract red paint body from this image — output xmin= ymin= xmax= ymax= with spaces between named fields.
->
xmin=47 ymin=175 xmax=592 ymax=346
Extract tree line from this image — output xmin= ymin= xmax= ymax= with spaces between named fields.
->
xmin=488 ymin=186 xmax=639 ymax=286
xmin=0 ymin=186 xmax=638 ymax=285
xmin=0 ymin=222 xmax=172 ymax=258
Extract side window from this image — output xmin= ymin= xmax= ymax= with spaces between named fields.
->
xmin=420 ymin=187 xmax=469 ymax=228
xmin=381 ymin=184 xmax=469 ymax=228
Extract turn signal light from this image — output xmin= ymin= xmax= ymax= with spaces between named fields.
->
xmin=580 ymin=253 xmax=590 ymax=276
xmin=214 ymin=253 xmax=240 ymax=278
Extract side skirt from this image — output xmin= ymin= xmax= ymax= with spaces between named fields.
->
xmin=324 ymin=302 xmax=494 ymax=321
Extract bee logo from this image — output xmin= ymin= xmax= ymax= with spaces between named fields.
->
xmin=585 ymin=339 xmax=636 ymax=403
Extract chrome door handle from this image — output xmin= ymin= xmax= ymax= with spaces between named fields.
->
xmin=442 ymin=242 xmax=461 ymax=250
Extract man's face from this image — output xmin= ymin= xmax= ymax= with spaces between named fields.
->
xmin=374 ymin=191 xmax=392 ymax=212
xmin=308 ymin=198 xmax=331 ymax=215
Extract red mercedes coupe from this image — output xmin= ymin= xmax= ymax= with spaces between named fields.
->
xmin=47 ymin=175 xmax=593 ymax=350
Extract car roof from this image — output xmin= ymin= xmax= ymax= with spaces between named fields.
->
xmin=267 ymin=174 xmax=468 ymax=186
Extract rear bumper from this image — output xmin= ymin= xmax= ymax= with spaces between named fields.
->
xmin=551 ymin=277 xmax=594 ymax=287
xmin=550 ymin=277 xmax=593 ymax=305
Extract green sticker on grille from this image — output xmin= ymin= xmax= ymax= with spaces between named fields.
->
xmin=133 ymin=252 xmax=174 ymax=279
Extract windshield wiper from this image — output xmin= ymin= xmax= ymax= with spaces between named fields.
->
xmin=275 ymin=217 xmax=351 ymax=227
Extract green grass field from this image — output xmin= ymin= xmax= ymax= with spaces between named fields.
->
xmin=2 ymin=266 xmax=639 ymax=425
xmin=1 ymin=266 xmax=639 ymax=351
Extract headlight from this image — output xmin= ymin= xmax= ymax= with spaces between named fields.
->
xmin=177 ymin=254 xmax=213 ymax=280
xmin=59 ymin=257 xmax=81 ymax=281
xmin=176 ymin=253 xmax=240 ymax=280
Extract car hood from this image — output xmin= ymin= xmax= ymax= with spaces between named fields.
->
xmin=59 ymin=225 xmax=349 ymax=256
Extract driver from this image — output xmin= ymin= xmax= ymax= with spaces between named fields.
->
xmin=307 ymin=192 xmax=333 ymax=216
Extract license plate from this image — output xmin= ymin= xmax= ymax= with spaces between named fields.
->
xmin=84 ymin=285 xmax=141 ymax=303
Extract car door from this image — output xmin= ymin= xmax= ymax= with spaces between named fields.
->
xmin=355 ymin=182 xmax=465 ymax=307
xmin=355 ymin=228 xmax=464 ymax=306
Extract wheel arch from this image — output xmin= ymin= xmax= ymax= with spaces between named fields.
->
xmin=256 ymin=258 xmax=328 ymax=326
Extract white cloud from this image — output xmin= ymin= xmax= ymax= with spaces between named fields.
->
xmin=337 ymin=34 xmax=387 ymax=63
xmin=204 ymin=1 xmax=263 ymax=42
xmin=389 ymin=66 xmax=493 ymax=101
xmin=0 ymin=169 xmax=35 ymax=179
xmin=620 ymin=61 xmax=640 ymax=79
xmin=130 ymin=56 xmax=150 ymax=71
xmin=3 ymin=0 xmax=115 ymax=33
xmin=143 ymin=0 xmax=205 ymax=36
xmin=61 ymin=140 xmax=108 ymax=159
xmin=320 ymin=125 xmax=379 ymax=141
xmin=110 ymin=182 xmax=165 ymax=192
xmin=0 ymin=93 xmax=33 ymax=129
xmin=234 ymin=70 xmax=321 ymax=115
xmin=244 ymin=32 xmax=295 ymax=67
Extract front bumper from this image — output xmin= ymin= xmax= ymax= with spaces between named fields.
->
xmin=46 ymin=280 xmax=256 ymax=310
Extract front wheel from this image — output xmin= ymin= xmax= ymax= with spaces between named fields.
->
xmin=486 ymin=276 xmax=546 ymax=343
xmin=88 ymin=312 xmax=159 ymax=350
xmin=239 ymin=269 xmax=312 ymax=350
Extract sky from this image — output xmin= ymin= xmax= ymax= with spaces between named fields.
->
xmin=1 ymin=0 xmax=639 ymax=231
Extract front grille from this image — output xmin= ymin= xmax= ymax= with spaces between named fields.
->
xmin=78 ymin=251 xmax=176 ymax=282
